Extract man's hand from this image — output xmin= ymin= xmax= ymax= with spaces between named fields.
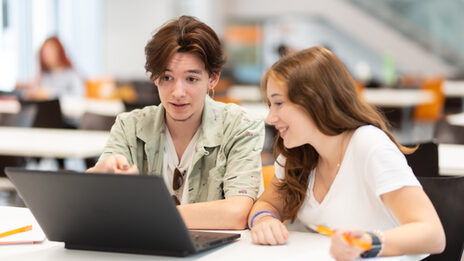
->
xmin=86 ymin=154 xmax=138 ymax=174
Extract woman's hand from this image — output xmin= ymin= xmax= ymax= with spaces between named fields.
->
xmin=86 ymin=154 xmax=138 ymax=174
xmin=250 ymin=216 xmax=289 ymax=245
xmin=329 ymin=229 xmax=370 ymax=261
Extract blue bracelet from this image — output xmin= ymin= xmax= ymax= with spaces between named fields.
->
xmin=250 ymin=210 xmax=276 ymax=228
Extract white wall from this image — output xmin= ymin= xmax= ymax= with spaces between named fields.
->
xmin=102 ymin=0 xmax=175 ymax=80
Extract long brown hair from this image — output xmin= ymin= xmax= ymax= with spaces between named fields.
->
xmin=39 ymin=36 xmax=73 ymax=73
xmin=261 ymin=46 xmax=415 ymax=221
xmin=144 ymin=15 xmax=226 ymax=81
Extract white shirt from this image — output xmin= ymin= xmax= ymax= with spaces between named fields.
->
xmin=40 ymin=69 xmax=85 ymax=98
xmin=275 ymin=125 xmax=421 ymax=231
xmin=162 ymin=127 xmax=201 ymax=205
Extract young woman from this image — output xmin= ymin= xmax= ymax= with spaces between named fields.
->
xmin=21 ymin=36 xmax=84 ymax=100
xmin=248 ymin=46 xmax=445 ymax=260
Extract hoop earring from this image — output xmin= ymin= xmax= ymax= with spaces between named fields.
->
xmin=208 ymin=88 xmax=215 ymax=99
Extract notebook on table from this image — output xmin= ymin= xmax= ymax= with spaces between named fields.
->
xmin=5 ymin=167 xmax=240 ymax=256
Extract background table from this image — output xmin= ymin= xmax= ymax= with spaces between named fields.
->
xmin=443 ymin=80 xmax=464 ymax=112
xmin=59 ymin=97 xmax=124 ymax=119
xmin=439 ymin=143 xmax=464 ymax=176
xmin=0 ymin=127 xmax=109 ymax=158
xmin=446 ymin=112 xmax=464 ymax=127
xmin=362 ymin=88 xmax=434 ymax=108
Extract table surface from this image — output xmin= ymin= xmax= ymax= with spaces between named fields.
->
xmin=59 ymin=97 xmax=125 ymax=119
xmin=0 ymin=99 xmax=21 ymax=114
xmin=0 ymin=127 xmax=109 ymax=158
xmin=446 ymin=112 xmax=464 ymax=127
xmin=0 ymin=206 xmax=425 ymax=261
xmin=438 ymin=143 xmax=464 ymax=176
xmin=443 ymin=80 xmax=464 ymax=98
xmin=362 ymin=88 xmax=434 ymax=108
xmin=0 ymin=98 xmax=124 ymax=118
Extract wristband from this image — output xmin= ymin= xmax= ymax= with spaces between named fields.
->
xmin=360 ymin=231 xmax=383 ymax=258
xmin=250 ymin=210 xmax=276 ymax=228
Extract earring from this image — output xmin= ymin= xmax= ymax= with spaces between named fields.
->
xmin=208 ymin=87 xmax=215 ymax=98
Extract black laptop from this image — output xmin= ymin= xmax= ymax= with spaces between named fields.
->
xmin=5 ymin=167 xmax=240 ymax=256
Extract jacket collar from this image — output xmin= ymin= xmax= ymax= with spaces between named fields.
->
xmin=135 ymin=95 xmax=222 ymax=148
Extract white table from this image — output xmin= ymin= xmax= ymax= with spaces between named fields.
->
xmin=362 ymin=88 xmax=434 ymax=108
xmin=1 ymin=98 xmax=124 ymax=119
xmin=60 ymin=97 xmax=125 ymax=119
xmin=0 ymin=99 xmax=21 ymax=114
xmin=0 ymin=127 xmax=109 ymax=158
xmin=439 ymin=143 xmax=464 ymax=176
xmin=228 ymin=85 xmax=262 ymax=102
xmin=363 ymin=88 xmax=435 ymax=132
xmin=241 ymin=102 xmax=269 ymax=121
xmin=236 ymin=88 xmax=435 ymax=121
xmin=443 ymin=80 xmax=464 ymax=112
xmin=446 ymin=112 xmax=464 ymax=127
xmin=0 ymin=207 xmax=425 ymax=261
xmin=443 ymin=80 xmax=464 ymax=99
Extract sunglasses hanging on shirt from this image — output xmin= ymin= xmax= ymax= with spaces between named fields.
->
xmin=172 ymin=168 xmax=185 ymax=205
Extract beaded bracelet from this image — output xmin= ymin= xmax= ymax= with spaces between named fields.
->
xmin=249 ymin=210 xmax=276 ymax=228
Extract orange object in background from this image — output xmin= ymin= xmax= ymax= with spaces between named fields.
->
xmin=413 ymin=76 xmax=445 ymax=123
xmin=262 ymin=165 xmax=275 ymax=189
xmin=85 ymin=77 xmax=116 ymax=99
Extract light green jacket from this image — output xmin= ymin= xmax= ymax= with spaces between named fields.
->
xmin=99 ymin=96 xmax=265 ymax=203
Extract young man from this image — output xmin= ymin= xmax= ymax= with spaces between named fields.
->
xmin=87 ymin=16 xmax=265 ymax=230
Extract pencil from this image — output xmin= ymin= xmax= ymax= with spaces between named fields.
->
xmin=306 ymin=224 xmax=372 ymax=251
xmin=0 ymin=225 xmax=33 ymax=238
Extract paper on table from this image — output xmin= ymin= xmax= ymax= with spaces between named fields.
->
xmin=0 ymin=207 xmax=46 ymax=244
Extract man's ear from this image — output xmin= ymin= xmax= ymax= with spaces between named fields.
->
xmin=208 ymin=71 xmax=221 ymax=90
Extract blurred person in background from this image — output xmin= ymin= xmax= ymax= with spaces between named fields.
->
xmin=17 ymin=36 xmax=84 ymax=100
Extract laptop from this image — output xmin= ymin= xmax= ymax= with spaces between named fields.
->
xmin=5 ymin=167 xmax=240 ymax=256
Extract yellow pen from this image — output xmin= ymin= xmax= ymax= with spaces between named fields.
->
xmin=306 ymin=224 xmax=372 ymax=251
xmin=0 ymin=225 xmax=33 ymax=238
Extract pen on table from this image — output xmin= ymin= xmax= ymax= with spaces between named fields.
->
xmin=306 ymin=224 xmax=371 ymax=251
xmin=0 ymin=225 xmax=33 ymax=238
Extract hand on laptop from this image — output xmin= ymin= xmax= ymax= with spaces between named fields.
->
xmin=86 ymin=154 xmax=138 ymax=175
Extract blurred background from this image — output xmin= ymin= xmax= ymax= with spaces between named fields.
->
xmin=1 ymin=0 xmax=463 ymax=90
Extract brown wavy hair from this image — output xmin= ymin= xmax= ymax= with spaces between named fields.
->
xmin=144 ymin=15 xmax=226 ymax=81
xmin=260 ymin=46 xmax=416 ymax=221
xmin=39 ymin=36 xmax=73 ymax=73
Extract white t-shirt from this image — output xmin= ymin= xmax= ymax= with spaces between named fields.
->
xmin=162 ymin=127 xmax=200 ymax=205
xmin=275 ymin=125 xmax=421 ymax=231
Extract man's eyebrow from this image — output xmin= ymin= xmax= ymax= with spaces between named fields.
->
xmin=186 ymin=69 xmax=202 ymax=74
xmin=163 ymin=69 xmax=202 ymax=75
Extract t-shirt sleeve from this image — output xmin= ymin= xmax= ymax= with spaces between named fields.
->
xmin=365 ymin=144 xmax=421 ymax=196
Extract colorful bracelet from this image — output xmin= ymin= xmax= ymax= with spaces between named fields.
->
xmin=250 ymin=210 xmax=276 ymax=228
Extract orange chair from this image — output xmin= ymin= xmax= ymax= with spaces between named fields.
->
xmin=85 ymin=77 xmax=116 ymax=99
xmin=413 ymin=77 xmax=445 ymax=123
xmin=262 ymin=165 xmax=275 ymax=189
